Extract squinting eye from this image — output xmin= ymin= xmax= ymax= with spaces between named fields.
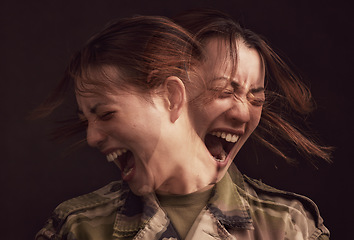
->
xmin=212 ymin=87 xmax=234 ymax=98
xmin=219 ymin=90 xmax=234 ymax=98
xmin=247 ymin=92 xmax=265 ymax=106
xmin=80 ymin=119 xmax=88 ymax=128
xmin=98 ymin=111 xmax=115 ymax=121
xmin=77 ymin=111 xmax=86 ymax=121
xmin=249 ymin=99 xmax=265 ymax=106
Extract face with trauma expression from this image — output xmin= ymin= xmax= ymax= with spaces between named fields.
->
xmin=76 ymin=75 xmax=192 ymax=195
xmin=76 ymin=69 xmax=218 ymax=196
xmin=191 ymin=37 xmax=265 ymax=173
xmin=76 ymin=89 xmax=164 ymax=195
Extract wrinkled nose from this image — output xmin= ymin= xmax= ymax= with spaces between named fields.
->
xmin=86 ymin=123 xmax=106 ymax=148
xmin=225 ymin=99 xmax=251 ymax=124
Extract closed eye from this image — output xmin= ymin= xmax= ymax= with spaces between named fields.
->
xmin=249 ymin=98 xmax=265 ymax=106
xmin=98 ymin=111 xmax=116 ymax=121
xmin=80 ymin=119 xmax=88 ymax=128
xmin=77 ymin=110 xmax=87 ymax=122
xmin=208 ymin=88 xmax=234 ymax=99
xmin=219 ymin=90 xmax=234 ymax=98
xmin=247 ymin=91 xmax=265 ymax=107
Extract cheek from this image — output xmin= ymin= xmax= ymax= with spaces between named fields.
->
xmin=203 ymin=100 xmax=232 ymax=122
xmin=105 ymin=121 xmax=127 ymax=137
xmin=204 ymin=98 xmax=229 ymax=116
xmin=192 ymin=107 xmax=217 ymax=134
xmin=189 ymin=98 xmax=234 ymax=135
xmin=188 ymin=105 xmax=208 ymax=131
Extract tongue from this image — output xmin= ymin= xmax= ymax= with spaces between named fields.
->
xmin=205 ymin=134 xmax=224 ymax=157
xmin=125 ymin=151 xmax=134 ymax=169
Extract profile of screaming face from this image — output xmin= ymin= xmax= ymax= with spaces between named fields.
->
xmin=76 ymin=87 xmax=165 ymax=195
xmin=191 ymin=37 xmax=265 ymax=171
xmin=76 ymin=71 xmax=219 ymax=196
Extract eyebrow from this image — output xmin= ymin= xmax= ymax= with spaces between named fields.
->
xmin=250 ymin=87 xmax=265 ymax=94
xmin=214 ymin=77 xmax=265 ymax=93
xmin=77 ymin=103 xmax=107 ymax=115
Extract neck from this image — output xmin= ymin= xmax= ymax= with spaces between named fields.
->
xmin=156 ymin=133 xmax=219 ymax=195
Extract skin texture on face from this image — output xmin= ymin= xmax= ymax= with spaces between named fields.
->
xmin=76 ymin=74 xmax=222 ymax=196
xmin=191 ymin=37 xmax=265 ymax=173
xmin=76 ymin=88 xmax=168 ymax=195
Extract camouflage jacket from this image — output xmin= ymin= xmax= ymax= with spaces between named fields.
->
xmin=36 ymin=164 xmax=329 ymax=240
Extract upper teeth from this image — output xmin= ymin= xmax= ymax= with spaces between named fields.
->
xmin=211 ymin=132 xmax=239 ymax=143
xmin=106 ymin=149 xmax=127 ymax=162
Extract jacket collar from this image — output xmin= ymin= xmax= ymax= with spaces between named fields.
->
xmin=112 ymin=182 xmax=160 ymax=238
xmin=113 ymin=164 xmax=253 ymax=238
xmin=207 ymin=164 xmax=253 ymax=229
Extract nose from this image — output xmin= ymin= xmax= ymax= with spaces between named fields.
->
xmin=225 ymin=98 xmax=251 ymax=124
xmin=86 ymin=122 xmax=106 ymax=148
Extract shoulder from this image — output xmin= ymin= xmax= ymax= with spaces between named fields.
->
xmin=242 ymin=175 xmax=330 ymax=239
xmin=244 ymin=175 xmax=317 ymax=209
xmin=36 ymin=181 xmax=128 ymax=240
xmin=53 ymin=180 xmax=127 ymax=219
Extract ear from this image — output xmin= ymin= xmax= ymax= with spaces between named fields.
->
xmin=164 ymin=76 xmax=186 ymax=123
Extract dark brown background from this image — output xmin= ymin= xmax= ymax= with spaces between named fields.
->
xmin=1 ymin=0 xmax=352 ymax=239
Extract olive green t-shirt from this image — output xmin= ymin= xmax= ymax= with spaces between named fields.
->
xmin=156 ymin=188 xmax=213 ymax=240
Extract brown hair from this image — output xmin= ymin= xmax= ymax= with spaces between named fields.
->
xmin=173 ymin=9 xmax=332 ymax=164
xmin=32 ymin=15 xmax=203 ymax=139
xmin=71 ymin=15 xmax=202 ymax=97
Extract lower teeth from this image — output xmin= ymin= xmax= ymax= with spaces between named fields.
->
xmin=214 ymin=157 xmax=226 ymax=162
xmin=123 ymin=167 xmax=133 ymax=176
xmin=214 ymin=150 xmax=227 ymax=162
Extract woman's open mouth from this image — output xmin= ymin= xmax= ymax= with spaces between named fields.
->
xmin=204 ymin=131 xmax=240 ymax=162
xmin=106 ymin=149 xmax=135 ymax=180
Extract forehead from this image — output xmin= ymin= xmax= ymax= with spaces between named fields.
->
xmin=202 ymin=37 xmax=265 ymax=88
xmin=76 ymin=89 xmax=122 ymax=110
xmin=75 ymin=81 xmax=153 ymax=113
xmin=74 ymin=65 xmax=126 ymax=96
